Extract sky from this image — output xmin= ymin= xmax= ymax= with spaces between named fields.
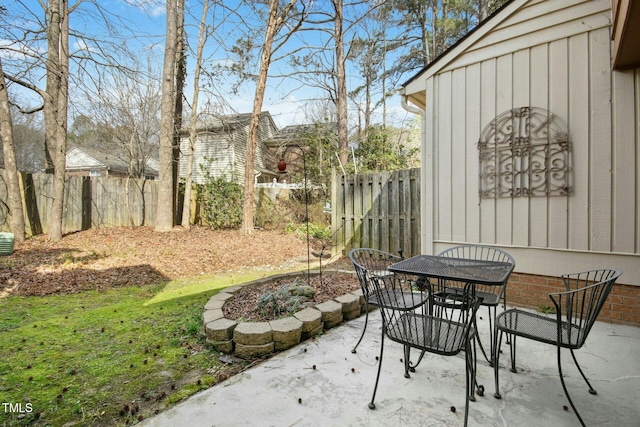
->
xmin=1 ymin=0 xmax=419 ymax=131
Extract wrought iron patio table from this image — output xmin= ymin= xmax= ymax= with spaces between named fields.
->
xmin=388 ymin=254 xmax=515 ymax=366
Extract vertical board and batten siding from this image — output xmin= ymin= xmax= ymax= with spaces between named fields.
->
xmin=411 ymin=0 xmax=639 ymax=284
xmin=331 ymin=168 xmax=420 ymax=257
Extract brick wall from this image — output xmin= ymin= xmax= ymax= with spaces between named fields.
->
xmin=507 ymin=273 xmax=640 ymax=327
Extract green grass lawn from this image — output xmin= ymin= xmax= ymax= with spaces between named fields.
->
xmin=0 ymin=269 xmax=284 ymax=426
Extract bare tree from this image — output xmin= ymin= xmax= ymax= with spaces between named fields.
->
xmin=181 ymin=0 xmax=211 ymax=229
xmin=39 ymin=0 xmax=72 ymax=241
xmin=1 ymin=0 xmax=141 ymax=240
xmin=332 ymin=0 xmax=349 ymax=169
xmin=240 ymin=0 xmax=305 ymax=234
xmin=285 ymin=0 xmax=379 ymax=169
xmin=0 ymin=59 xmax=26 ymax=242
xmin=156 ymin=0 xmax=181 ymax=232
xmin=173 ymin=0 xmax=186 ymax=225
xmin=75 ymin=62 xmax=161 ymax=178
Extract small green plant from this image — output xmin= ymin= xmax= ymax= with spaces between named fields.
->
xmin=286 ymin=222 xmax=331 ymax=240
xmin=254 ymin=278 xmax=310 ymax=319
xmin=538 ymin=304 xmax=555 ymax=314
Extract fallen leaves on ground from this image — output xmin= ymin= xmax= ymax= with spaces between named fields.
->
xmin=1 ymin=226 xmax=314 ymax=296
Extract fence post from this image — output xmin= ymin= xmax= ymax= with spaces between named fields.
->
xmin=330 ymin=167 xmax=344 ymax=257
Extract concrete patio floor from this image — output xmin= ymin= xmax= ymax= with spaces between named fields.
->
xmin=140 ymin=309 xmax=640 ymax=426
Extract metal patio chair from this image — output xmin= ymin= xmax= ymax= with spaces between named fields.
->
xmin=437 ymin=245 xmax=515 ymax=364
xmin=349 ymin=248 xmax=424 ymax=353
xmin=368 ymin=273 xmax=483 ymax=426
xmin=493 ymin=269 xmax=622 ymax=426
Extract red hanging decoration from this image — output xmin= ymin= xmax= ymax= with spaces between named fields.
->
xmin=278 ymin=159 xmax=287 ymax=173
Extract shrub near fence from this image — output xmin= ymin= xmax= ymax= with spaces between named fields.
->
xmin=0 ymin=170 xmax=157 ymax=234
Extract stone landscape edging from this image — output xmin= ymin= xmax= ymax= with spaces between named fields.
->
xmin=202 ymin=270 xmax=368 ymax=358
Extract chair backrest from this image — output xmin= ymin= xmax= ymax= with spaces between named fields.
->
xmin=349 ymin=248 xmax=402 ymax=297
xmin=550 ymin=269 xmax=622 ymax=349
xmin=437 ymin=245 xmax=515 ymax=275
xmin=437 ymin=245 xmax=516 ymax=298
xmin=373 ymin=273 xmax=482 ymax=354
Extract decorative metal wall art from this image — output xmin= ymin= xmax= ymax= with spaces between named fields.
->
xmin=478 ymin=106 xmax=572 ymax=199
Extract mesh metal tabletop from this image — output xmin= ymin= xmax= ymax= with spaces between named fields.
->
xmin=388 ymin=255 xmax=514 ymax=285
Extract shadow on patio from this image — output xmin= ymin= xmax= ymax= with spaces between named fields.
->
xmin=140 ymin=309 xmax=640 ymax=426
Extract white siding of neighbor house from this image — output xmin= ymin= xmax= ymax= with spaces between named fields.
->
xmin=179 ymin=113 xmax=277 ymax=185
xmin=180 ymin=133 xmax=236 ymax=185
xmin=405 ymin=0 xmax=640 ymax=284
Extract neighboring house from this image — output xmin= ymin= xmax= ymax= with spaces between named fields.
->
xmin=66 ymin=146 xmax=158 ymax=179
xmin=264 ymin=122 xmax=337 ymax=181
xmin=178 ymin=112 xmax=279 ymax=185
xmin=400 ymin=0 xmax=640 ymax=292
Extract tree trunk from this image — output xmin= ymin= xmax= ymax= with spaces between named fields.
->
xmin=182 ymin=0 xmax=210 ymax=229
xmin=44 ymin=0 xmax=70 ymax=242
xmin=0 ymin=60 xmax=26 ymax=242
xmin=241 ymin=0 xmax=298 ymax=234
xmin=173 ymin=0 xmax=185 ymax=225
xmin=333 ymin=0 xmax=348 ymax=169
xmin=156 ymin=0 xmax=179 ymax=232
xmin=241 ymin=0 xmax=278 ymax=234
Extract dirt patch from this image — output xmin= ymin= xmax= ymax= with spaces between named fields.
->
xmin=0 ymin=226 xmax=342 ymax=297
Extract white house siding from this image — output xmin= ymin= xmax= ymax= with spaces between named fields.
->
xmin=240 ymin=114 xmax=278 ymax=171
xmin=180 ymin=133 xmax=236 ymax=185
xmin=179 ymin=112 xmax=279 ymax=185
xmin=405 ymin=0 xmax=640 ymax=285
xmin=230 ymin=117 xmax=272 ymax=183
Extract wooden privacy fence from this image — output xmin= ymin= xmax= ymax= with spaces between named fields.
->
xmin=331 ymin=168 xmax=421 ymax=257
xmin=1 ymin=169 xmax=422 ymax=251
xmin=0 ymin=171 xmax=157 ymax=235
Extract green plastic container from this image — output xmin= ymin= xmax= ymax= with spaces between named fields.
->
xmin=0 ymin=232 xmax=15 ymax=256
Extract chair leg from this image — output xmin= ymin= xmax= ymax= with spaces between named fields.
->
xmin=475 ymin=305 xmax=496 ymax=365
xmin=351 ymin=307 xmax=370 ymax=354
xmin=493 ymin=329 xmax=504 ymax=399
xmin=408 ymin=350 xmax=426 ymax=372
xmin=409 ymin=298 xmax=429 ymax=372
xmin=488 ymin=306 xmax=496 ymax=366
xmin=557 ymin=345 xmax=587 ymax=427
xmin=468 ymin=338 xmax=480 ymax=401
xmin=503 ymin=294 xmax=510 ymax=345
xmin=403 ymin=345 xmax=411 ymax=378
xmin=368 ymin=330 xmax=385 ymax=410
xmin=464 ymin=342 xmax=474 ymax=426
xmin=509 ymin=334 xmax=518 ymax=373
xmin=570 ymin=349 xmax=598 ymax=395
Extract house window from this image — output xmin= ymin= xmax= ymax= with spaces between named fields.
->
xmin=478 ymin=106 xmax=572 ymax=199
xmin=89 ymin=170 xmax=101 ymax=177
